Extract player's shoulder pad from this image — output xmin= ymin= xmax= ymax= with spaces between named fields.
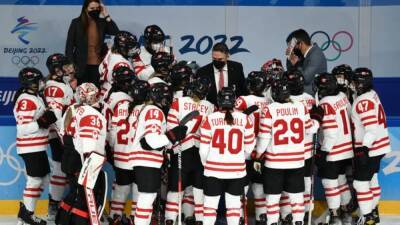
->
xmin=235 ymin=96 xmax=247 ymax=111
xmin=15 ymin=94 xmax=38 ymax=112
xmin=144 ymin=105 xmax=164 ymax=122
xmin=355 ymin=99 xmax=375 ymax=114
xmin=319 ymin=102 xmax=336 ymax=115
xmin=44 ymin=84 xmax=65 ymax=98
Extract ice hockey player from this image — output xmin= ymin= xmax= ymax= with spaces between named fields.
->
xmin=254 ymin=78 xmax=321 ymax=225
xmin=170 ymin=63 xmax=194 ymax=98
xmin=99 ymin=30 xmax=139 ymax=101
xmin=260 ymin=58 xmax=285 ymax=102
xmin=134 ymin=25 xmax=170 ymax=81
xmin=332 ymin=64 xmax=354 ymax=103
xmin=14 ymin=67 xmax=57 ymax=225
xmin=313 ymin=73 xmax=354 ymax=225
xmin=61 ymin=57 xmax=79 ymax=93
xmin=234 ymin=71 xmax=269 ymax=225
xmin=148 ymin=51 xmax=175 ymax=85
xmin=199 ymin=87 xmax=255 ymax=225
xmin=56 ymin=83 xmax=107 ymax=225
xmin=351 ymin=68 xmax=391 ymax=225
xmin=165 ymin=76 xmax=215 ymax=225
xmin=131 ymin=82 xmax=188 ymax=225
xmin=44 ymin=53 xmax=75 ymax=221
xmin=105 ymin=66 xmax=136 ymax=225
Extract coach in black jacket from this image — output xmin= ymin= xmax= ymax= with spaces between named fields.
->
xmin=196 ymin=43 xmax=247 ymax=105
xmin=65 ymin=0 xmax=119 ymax=86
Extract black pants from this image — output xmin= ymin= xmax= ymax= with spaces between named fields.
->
xmin=78 ymin=64 xmax=100 ymax=87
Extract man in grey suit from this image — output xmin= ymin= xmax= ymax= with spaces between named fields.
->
xmin=286 ymin=29 xmax=327 ymax=95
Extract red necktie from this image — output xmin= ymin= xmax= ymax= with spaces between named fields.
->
xmin=219 ymin=69 xmax=224 ymax=91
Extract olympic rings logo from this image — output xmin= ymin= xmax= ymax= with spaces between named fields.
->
xmin=310 ymin=31 xmax=354 ymax=61
xmin=11 ymin=55 xmax=40 ymax=67
xmin=0 ymin=142 xmax=26 ymax=186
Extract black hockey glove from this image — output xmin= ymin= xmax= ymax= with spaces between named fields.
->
xmin=354 ymin=146 xmax=369 ymax=166
xmin=37 ymin=110 xmax=57 ymax=129
xmin=309 ymin=105 xmax=324 ymax=124
xmin=315 ymin=147 xmax=328 ymax=168
xmin=166 ymin=125 xmax=188 ymax=144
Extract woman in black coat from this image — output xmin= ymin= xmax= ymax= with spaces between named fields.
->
xmin=65 ymin=0 xmax=119 ymax=87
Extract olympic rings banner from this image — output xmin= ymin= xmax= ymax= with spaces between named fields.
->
xmin=0 ymin=4 xmax=400 ymax=78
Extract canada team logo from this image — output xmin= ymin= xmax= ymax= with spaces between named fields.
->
xmin=10 ymin=16 xmax=38 ymax=45
xmin=310 ymin=31 xmax=353 ymax=61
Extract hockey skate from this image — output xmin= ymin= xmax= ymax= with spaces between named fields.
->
xmin=46 ymin=196 xmax=59 ymax=222
xmin=255 ymin=214 xmax=266 ymax=225
xmin=371 ymin=207 xmax=380 ymax=224
xmin=108 ymin=214 xmax=122 ymax=225
xmin=327 ymin=209 xmax=342 ymax=225
xmin=280 ymin=214 xmax=293 ymax=225
xmin=17 ymin=202 xmax=47 ymax=225
xmin=340 ymin=206 xmax=353 ymax=225
xmin=356 ymin=213 xmax=376 ymax=225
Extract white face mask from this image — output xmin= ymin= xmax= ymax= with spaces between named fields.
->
xmin=151 ymin=43 xmax=163 ymax=53
xmin=38 ymin=80 xmax=45 ymax=92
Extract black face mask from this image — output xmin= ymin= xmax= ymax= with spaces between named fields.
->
xmin=213 ymin=60 xmax=226 ymax=70
xmin=88 ymin=10 xmax=101 ymax=20
xmin=293 ymin=47 xmax=303 ymax=58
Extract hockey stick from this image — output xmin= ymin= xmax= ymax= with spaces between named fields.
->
xmin=78 ymin=152 xmax=106 ymax=225
xmin=242 ymin=105 xmax=259 ymax=116
xmin=176 ymin=110 xmax=200 ymax=225
xmin=308 ymin=92 xmax=320 ymax=225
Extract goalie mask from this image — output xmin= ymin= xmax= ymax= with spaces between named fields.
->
xmin=77 ymin=83 xmax=99 ymax=106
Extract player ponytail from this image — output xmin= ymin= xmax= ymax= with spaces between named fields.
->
xmin=224 ymin=109 xmax=234 ymax=125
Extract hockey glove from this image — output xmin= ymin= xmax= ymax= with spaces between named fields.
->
xmin=166 ymin=125 xmax=188 ymax=144
xmin=37 ymin=110 xmax=57 ymax=129
xmin=354 ymin=146 xmax=369 ymax=166
xmin=309 ymin=105 xmax=324 ymax=124
xmin=315 ymin=147 xmax=328 ymax=168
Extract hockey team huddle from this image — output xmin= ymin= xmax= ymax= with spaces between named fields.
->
xmin=13 ymin=25 xmax=391 ymax=225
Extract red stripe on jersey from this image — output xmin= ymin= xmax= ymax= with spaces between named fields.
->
xmin=17 ymin=141 xmax=48 ymax=147
xmin=259 ymin=128 xmax=271 ymax=133
xmin=133 ymin=157 xmax=163 ymax=163
xmin=369 ymin=142 xmax=390 ymax=151
xmin=265 ymin=157 xmax=304 ymax=162
xmin=332 ymin=141 xmax=353 ymax=150
xmin=322 ymin=119 xmax=336 ymax=124
xmin=167 ymin=119 xmax=179 ymax=124
xmin=134 ymin=151 xmax=164 ymax=158
xmin=79 ymin=134 xmax=96 ymax=139
xmin=260 ymin=123 xmax=272 ymax=129
xmin=226 ymin=213 xmax=240 ymax=217
xmin=363 ymin=121 xmax=378 ymax=127
xmin=329 ymin=147 xmax=353 ymax=155
xmin=322 ymin=125 xmax=338 ymax=130
xmin=136 ymin=208 xmax=153 ymax=212
xmin=361 ymin=115 xmax=376 ymax=122
xmin=25 ymin=188 xmax=43 ymax=192
xmin=265 ymin=151 xmax=304 ymax=156
xmin=143 ymin=130 xmax=161 ymax=136
xmin=206 ymin=161 xmax=245 ymax=166
xmin=16 ymin=136 xmax=47 ymax=141
xmin=145 ymin=124 xmax=162 ymax=130
xmin=204 ymin=166 xmax=245 ymax=172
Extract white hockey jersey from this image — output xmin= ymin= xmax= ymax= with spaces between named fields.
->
xmin=318 ymin=93 xmax=354 ymax=161
xmin=44 ymin=80 xmax=74 ymax=139
xmin=290 ymin=93 xmax=316 ymax=160
xmin=72 ymin=105 xmax=106 ymax=156
xmin=103 ymin=92 xmax=132 ymax=144
xmin=257 ymin=102 xmax=319 ymax=169
xmin=110 ymin=101 xmax=144 ymax=169
xmin=167 ymin=96 xmax=215 ymax=152
xmin=235 ymin=95 xmax=269 ymax=137
xmin=199 ymin=111 xmax=255 ymax=179
xmin=14 ymin=93 xmax=49 ymax=154
xmin=98 ymin=50 xmax=133 ymax=101
xmin=130 ymin=105 xmax=170 ymax=168
xmin=133 ymin=46 xmax=170 ymax=81
xmin=352 ymin=90 xmax=391 ymax=157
